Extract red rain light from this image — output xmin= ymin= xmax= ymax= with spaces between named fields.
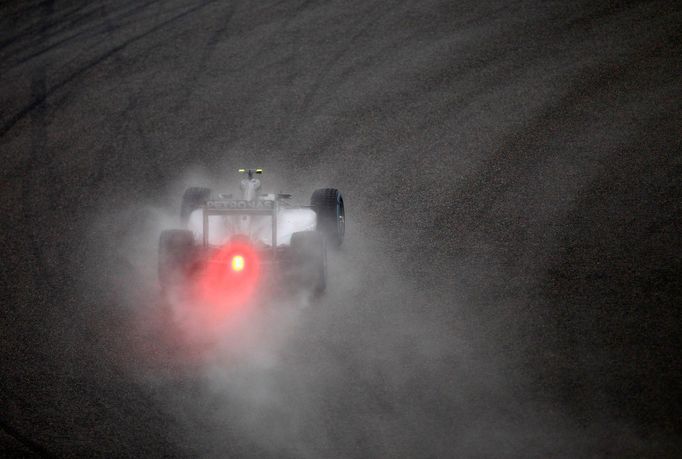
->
xmin=195 ymin=241 xmax=260 ymax=315
xmin=231 ymin=255 xmax=245 ymax=272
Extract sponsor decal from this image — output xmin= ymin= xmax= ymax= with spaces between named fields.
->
xmin=206 ymin=199 xmax=274 ymax=209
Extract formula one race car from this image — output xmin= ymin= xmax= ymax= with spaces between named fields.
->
xmin=158 ymin=169 xmax=344 ymax=304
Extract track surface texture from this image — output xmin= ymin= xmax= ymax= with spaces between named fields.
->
xmin=1 ymin=0 xmax=680 ymax=457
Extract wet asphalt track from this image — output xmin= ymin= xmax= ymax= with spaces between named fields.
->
xmin=1 ymin=0 xmax=681 ymax=457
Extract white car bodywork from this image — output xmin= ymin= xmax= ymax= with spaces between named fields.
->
xmin=186 ymin=176 xmax=317 ymax=248
xmin=187 ymin=205 xmax=316 ymax=247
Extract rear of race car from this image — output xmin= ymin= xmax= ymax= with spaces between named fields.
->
xmin=158 ymin=198 xmax=327 ymax=308
xmin=158 ymin=168 xmax=344 ymax=310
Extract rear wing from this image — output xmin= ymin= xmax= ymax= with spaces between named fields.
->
xmin=201 ymin=199 xmax=278 ymax=252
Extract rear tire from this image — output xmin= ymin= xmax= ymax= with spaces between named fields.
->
xmin=181 ymin=187 xmax=211 ymax=224
xmin=290 ymin=231 xmax=326 ymax=295
xmin=311 ymin=188 xmax=344 ymax=247
xmin=158 ymin=229 xmax=196 ymax=291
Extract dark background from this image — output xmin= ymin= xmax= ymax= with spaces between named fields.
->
xmin=1 ymin=0 xmax=680 ymax=457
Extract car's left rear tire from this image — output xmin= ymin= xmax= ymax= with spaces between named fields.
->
xmin=180 ymin=187 xmax=212 ymax=224
xmin=158 ymin=229 xmax=196 ymax=292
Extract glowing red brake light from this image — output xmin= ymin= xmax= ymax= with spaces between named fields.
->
xmin=231 ymin=255 xmax=245 ymax=272
xmin=195 ymin=241 xmax=261 ymax=312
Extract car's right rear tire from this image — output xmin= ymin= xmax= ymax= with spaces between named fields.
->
xmin=311 ymin=188 xmax=344 ymax=247
xmin=158 ymin=229 xmax=196 ymax=291
xmin=291 ymin=231 xmax=327 ymax=295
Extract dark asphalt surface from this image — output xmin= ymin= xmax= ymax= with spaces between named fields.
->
xmin=1 ymin=0 xmax=681 ymax=457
